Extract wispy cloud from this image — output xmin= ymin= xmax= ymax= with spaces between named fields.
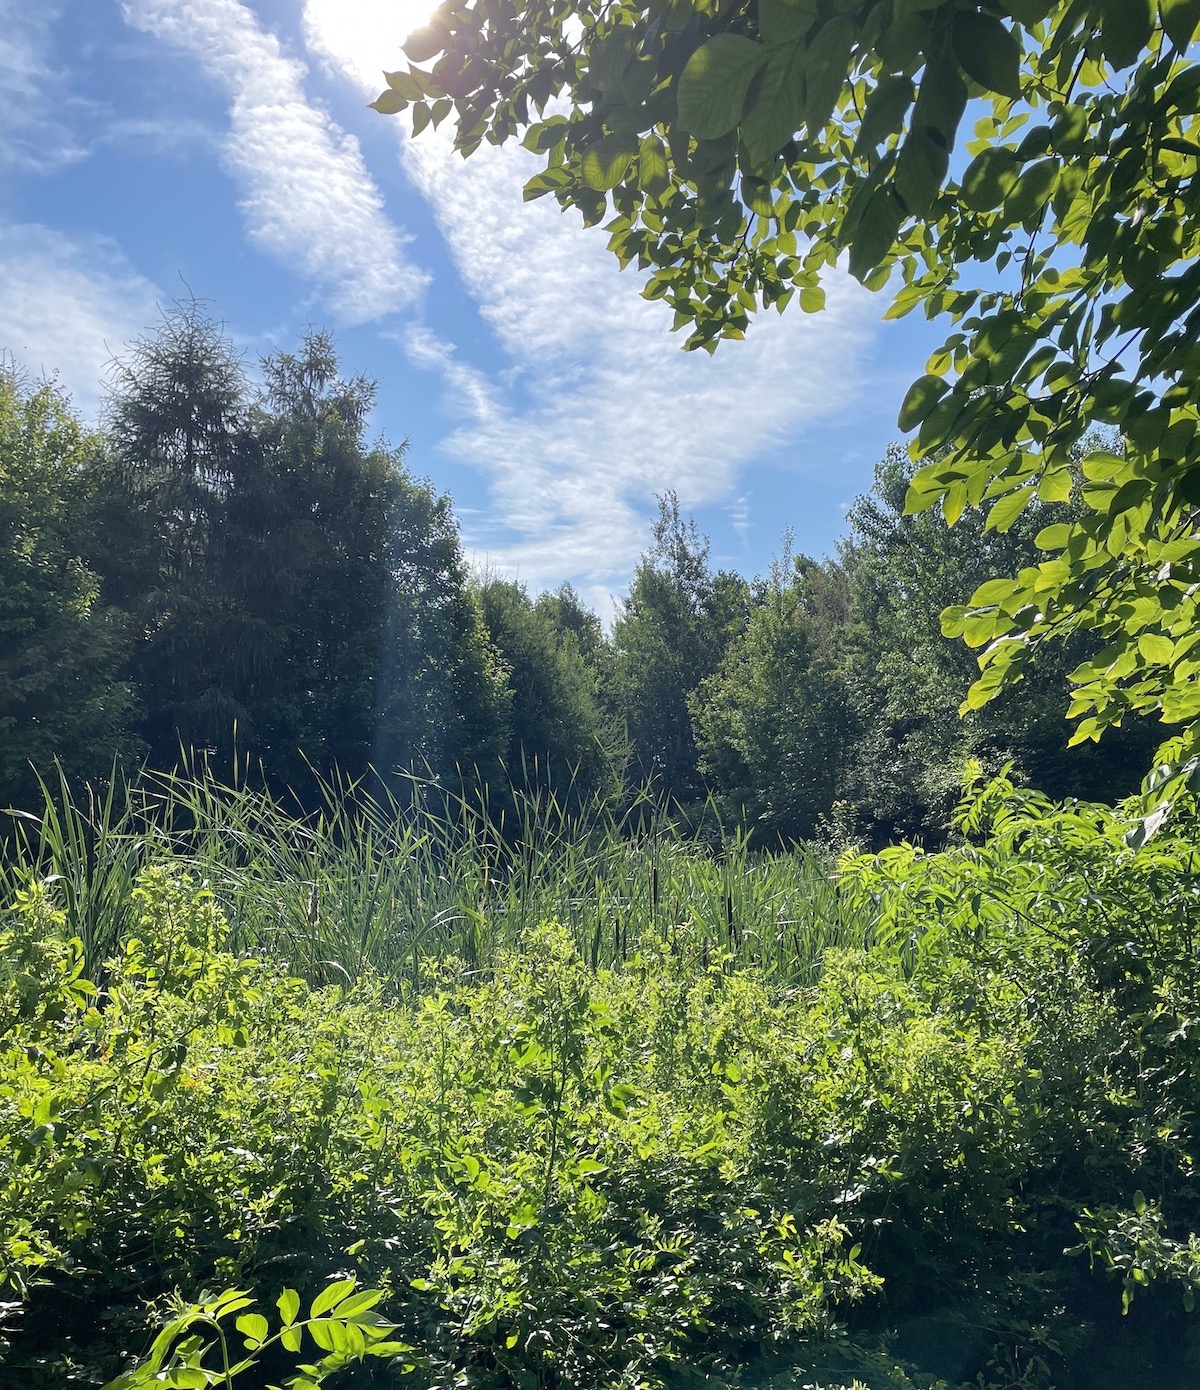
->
xmin=0 ymin=1 xmax=88 ymax=174
xmin=306 ymin=1 xmax=877 ymax=604
xmin=0 ymin=224 xmax=160 ymax=420
xmin=121 ymin=0 xmax=426 ymax=324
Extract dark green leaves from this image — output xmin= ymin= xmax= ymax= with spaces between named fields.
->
xmin=677 ymin=35 xmax=767 ymax=140
xmin=847 ymin=187 xmax=905 ymax=280
xmin=1162 ymin=0 xmax=1200 ymax=50
xmin=952 ymin=11 xmax=1022 ymax=99
xmin=581 ymin=134 xmax=637 ymax=191
xmin=961 ymin=146 xmax=1020 ymax=210
xmin=1099 ymin=0 xmax=1153 ymax=69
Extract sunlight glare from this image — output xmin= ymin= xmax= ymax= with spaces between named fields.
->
xmin=304 ymin=0 xmax=437 ymax=94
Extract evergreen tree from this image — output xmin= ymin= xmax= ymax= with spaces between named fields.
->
xmin=479 ymin=578 xmax=621 ymax=809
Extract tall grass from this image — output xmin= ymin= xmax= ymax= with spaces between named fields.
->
xmin=1 ymin=761 xmax=871 ymax=991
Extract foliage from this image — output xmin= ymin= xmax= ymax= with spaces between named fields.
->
xmin=836 ymin=446 xmax=1158 ymax=840
xmin=692 ymin=550 xmax=852 ymax=843
xmin=612 ymin=493 xmax=749 ymax=805
xmin=4 ymin=779 xmax=1200 ymax=1386
xmin=87 ymin=307 xmax=508 ymax=801
xmin=101 ymin=1281 xmax=410 ymax=1390
xmin=375 ymin=0 xmax=1200 ymax=823
xmin=477 ymin=578 xmax=624 ymax=810
xmin=0 ymin=763 xmax=854 ymax=987
xmin=0 ymin=369 xmax=136 ymax=808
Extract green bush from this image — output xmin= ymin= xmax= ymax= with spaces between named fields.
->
xmin=3 ymin=777 xmax=1200 ymax=1387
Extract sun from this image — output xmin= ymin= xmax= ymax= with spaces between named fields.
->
xmin=303 ymin=0 xmax=439 ymax=94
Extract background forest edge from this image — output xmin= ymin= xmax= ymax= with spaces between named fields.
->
xmin=0 ymin=303 xmax=1156 ymax=846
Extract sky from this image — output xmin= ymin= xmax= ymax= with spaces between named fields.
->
xmin=0 ymin=0 xmax=945 ymax=617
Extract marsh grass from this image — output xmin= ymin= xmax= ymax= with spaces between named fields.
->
xmin=0 ymin=760 xmax=870 ymax=990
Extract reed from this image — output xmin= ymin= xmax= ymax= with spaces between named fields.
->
xmin=1 ymin=760 xmax=870 ymax=990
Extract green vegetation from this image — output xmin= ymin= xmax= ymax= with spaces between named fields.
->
xmin=4 ymin=771 xmax=1200 ymax=1387
xmin=376 ymin=0 xmax=1200 ymax=823
xmin=10 ymin=10 xmax=1200 ymax=1381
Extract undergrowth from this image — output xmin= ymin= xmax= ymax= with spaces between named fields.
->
xmin=2 ymin=772 xmax=1200 ymax=1388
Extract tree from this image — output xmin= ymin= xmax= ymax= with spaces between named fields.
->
xmin=612 ymin=494 xmax=749 ymax=804
xmin=377 ymin=2 xmax=1200 ymax=826
xmin=91 ymin=309 xmax=508 ymax=795
xmin=692 ymin=551 xmax=851 ymax=843
xmin=478 ymin=578 xmax=623 ymax=807
xmin=0 ymin=370 xmax=136 ymax=808
xmin=839 ymin=446 xmax=1158 ymax=841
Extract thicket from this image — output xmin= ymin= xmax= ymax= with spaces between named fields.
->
xmin=2 ymin=772 xmax=1200 ymax=1388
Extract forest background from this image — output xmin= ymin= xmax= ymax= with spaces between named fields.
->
xmin=0 ymin=304 xmax=1157 ymax=846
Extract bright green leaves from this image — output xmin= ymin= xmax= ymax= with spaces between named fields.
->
xmin=898 ymin=374 xmax=950 ymax=432
xmin=677 ymin=36 xmax=767 ymax=141
xmin=952 ymin=10 xmax=1022 ymax=100
xmin=581 ymin=134 xmax=637 ymax=191
xmin=1162 ymin=0 xmax=1200 ymax=50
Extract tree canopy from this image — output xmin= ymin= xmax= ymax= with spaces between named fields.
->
xmin=376 ymin=1 xmax=1200 ymax=828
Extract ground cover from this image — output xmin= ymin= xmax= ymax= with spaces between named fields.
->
xmin=2 ymin=771 xmax=1200 ymax=1388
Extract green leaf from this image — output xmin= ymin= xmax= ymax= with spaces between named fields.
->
xmin=332 ymin=1289 xmax=383 ymax=1321
xmin=1005 ymin=158 xmax=1057 ymax=222
xmin=370 ymin=88 xmax=409 ymax=115
xmin=895 ymin=127 xmax=950 ymax=216
xmin=1162 ymin=0 xmax=1200 ymax=49
xmin=385 ymin=70 xmax=424 ymax=100
xmin=953 ymin=11 xmax=1022 ymax=98
xmin=1038 ymin=469 xmax=1072 ymax=502
xmin=311 ymin=1279 xmax=357 ymax=1319
xmin=1139 ymin=634 xmax=1175 ymax=664
xmin=740 ymin=39 xmax=807 ymax=164
xmin=638 ymin=134 xmax=670 ymax=197
xmin=961 ymin=146 xmax=1020 ymax=210
xmin=1099 ymin=0 xmax=1152 ymax=68
xmin=1035 ymin=522 xmax=1071 ymax=550
xmin=581 ymin=134 xmax=637 ymax=191
xmin=677 ymin=35 xmax=767 ymax=141
xmin=758 ymin=0 xmax=812 ymax=47
xmin=898 ymin=374 xmax=949 ymax=431
xmin=986 ymin=486 xmax=1035 ymax=532
xmin=847 ymin=187 xmax=904 ymax=280
xmin=1002 ymin=0 xmax=1052 ymax=23
xmin=854 ymin=75 xmax=915 ymax=155
xmin=803 ymin=18 xmax=853 ymax=132
xmin=403 ymin=24 xmax=449 ymax=64
xmin=236 ymin=1313 xmax=269 ymax=1348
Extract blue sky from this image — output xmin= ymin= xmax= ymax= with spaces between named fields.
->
xmin=0 ymin=0 xmax=944 ymax=617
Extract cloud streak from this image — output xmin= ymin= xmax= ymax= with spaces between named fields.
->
xmin=0 ymin=224 xmax=161 ymax=420
xmin=122 ymin=0 xmax=426 ymax=324
xmin=0 ymin=1 xmax=88 ymax=174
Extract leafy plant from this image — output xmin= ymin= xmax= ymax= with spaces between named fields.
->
xmin=102 ymin=1280 xmax=411 ymax=1390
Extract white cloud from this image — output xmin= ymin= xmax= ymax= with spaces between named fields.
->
xmin=0 ymin=225 xmax=160 ymax=420
xmin=121 ymin=0 xmax=426 ymax=323
xmin=0 ymin=1 xmax=87 ymax=174
xmin=305 ymin=1 xmax=877 ymax=603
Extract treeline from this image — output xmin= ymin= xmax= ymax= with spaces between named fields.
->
xmin=1 ymin=307 xmax=1155 ymax=842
